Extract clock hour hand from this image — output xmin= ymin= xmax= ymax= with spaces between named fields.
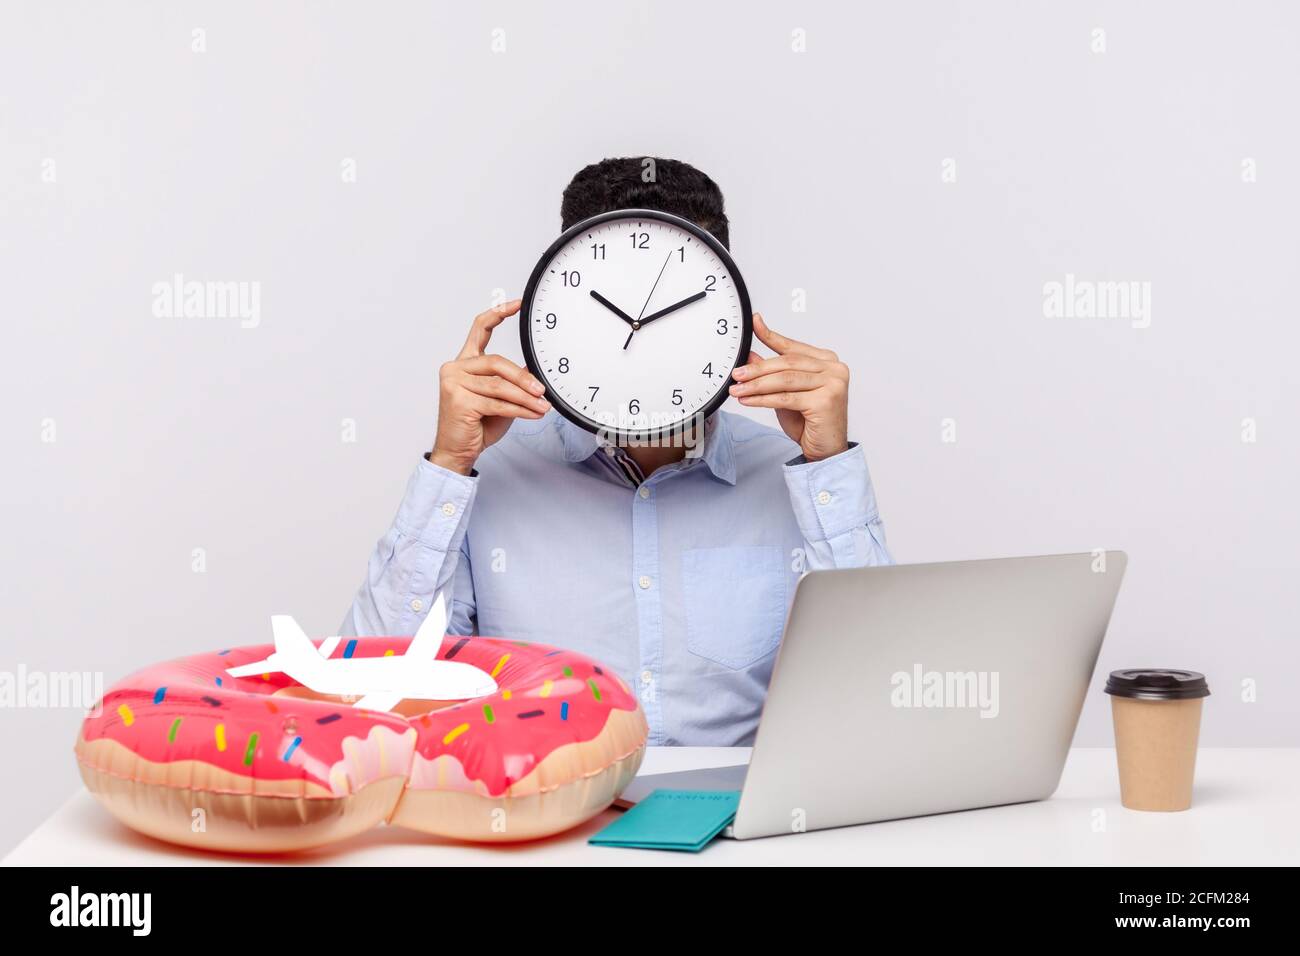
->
xmin=635 ymin=289 xmax=708 ymax=328
xmin=589 ymin=290 xmax=636 ymax=327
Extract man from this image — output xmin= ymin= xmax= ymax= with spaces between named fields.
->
xmin=342 ymin=157 xmax=891 ymax=745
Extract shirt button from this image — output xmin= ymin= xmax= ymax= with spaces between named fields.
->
xmin=641 ymin=670 xmax=653 ymax=683
xmin=638 ymin=575 xmax=652 ymax=590
xmin=638 ymin=486 xmax=650 ymax=499
xmin=441 ymin=502 xmax=456 ymax=517
xmin=816 ymin=490 xmax=832 ymax=505
xmin=410 ymin=598 xmax=423 ymax=612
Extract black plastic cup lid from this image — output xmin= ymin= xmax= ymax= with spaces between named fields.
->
xmin=1105 ymin=669 xmax=1210 ymax=701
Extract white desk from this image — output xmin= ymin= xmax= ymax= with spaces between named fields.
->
xmin=5 ymin=748 xmax=1297 ymax=866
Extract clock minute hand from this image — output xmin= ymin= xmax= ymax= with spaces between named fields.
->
xmin=589 ymin=290 xmax=637 ymax=327
xmin=636 ymin=289 xmax=708 ymax=328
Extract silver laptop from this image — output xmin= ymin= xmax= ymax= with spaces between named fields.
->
xmin=617 ymin=552 xmax=1128 ymax=839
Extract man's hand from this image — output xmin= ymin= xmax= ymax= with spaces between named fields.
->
xmin=728 ymin=312 xmax=850 ymax=462
xmin=430 ymin=299 xmax=551 ymax=475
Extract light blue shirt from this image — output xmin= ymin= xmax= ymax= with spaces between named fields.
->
xmin=341 ymin=410 xmax=892 ymax=745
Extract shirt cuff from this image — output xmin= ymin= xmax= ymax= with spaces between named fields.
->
xmin=393 ymin=456 xmax=478 ymax=552
xmin=782 ymin=442 xmax=881 ymax=543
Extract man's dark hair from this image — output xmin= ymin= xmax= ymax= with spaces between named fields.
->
xmin=560 ymin=157 xmax=730 ymax=249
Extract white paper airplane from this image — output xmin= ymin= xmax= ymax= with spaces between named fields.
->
xmin=225 ymin=592 xmax=497 ymax=711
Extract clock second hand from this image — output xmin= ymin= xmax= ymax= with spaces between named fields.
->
xmin=624 ymin=251 xmax=673 ymax=351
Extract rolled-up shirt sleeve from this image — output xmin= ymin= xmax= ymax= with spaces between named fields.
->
xmin=340 ymin=457 xmax=478 ymax=638
xmin=782 ymin=442 xmax=893 ymax=569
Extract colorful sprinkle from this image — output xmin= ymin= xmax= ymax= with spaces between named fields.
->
xmin=214 ymin=724 xmax=227 ymax=751
xmin=217 ymin=649 xmax=231 ymax=655
xmin=442 ymin=723 xmax=470 ymax=744
xmin=261 ymin=673 xmax=271 ymax=681
xmin=517 ymin=709 xmax=544 ymax=719
xmin=501 ymin=689 xmax=512 ymax=701
xmin=445 ymin=638 xmax=470 ymax=660
xmin=588 ymin=678 xmax=602 ymax=701
xmin=200 ymin=695 xmax=221 ymax=707
xmin=152 ymin=687 xmax=167 ymax=704
xmin=539 ymin=679 xmax=554 ymax=698
xmin=343 ymin=639 xmax=357 ymax=659
xmin=544 ymin=650 xmax=563 ymax=657
xmin=594 ymin=666 xmax=603 ymax=675
xmin=243 ymin=732 xmax=260 ymax=766
xmin=560 ymin=701 xmax=569 ymax=720
xmin=384 ymin=649 xmax=395 ymax=657
xmin=562 ymin=665 xmax=573 ymax=677
xmin=214 ymin=677 xmax=222 ymax=687
xmin=264 ymin=700 xmax=278 ymax=714
xmin=490 ymin=654 xmax=510 ymax=678
xmin=167 ymin=717 xmax=183 ymax=743
xmin=116 ymin=704 xmax=134 ymax=726
xmin=316 ymin=713 xmax=342 ymax=725
xmin=283 ymin=736 xmax=302 ymax=761
xmin=483 ymin=704 xmax=495 ymax=724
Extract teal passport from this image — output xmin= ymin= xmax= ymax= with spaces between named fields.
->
xmin=589 ymin=789 xmax=741 ymax=852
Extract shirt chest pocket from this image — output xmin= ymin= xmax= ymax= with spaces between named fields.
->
xmin=681 ymin=546 xmax=788 ymax=670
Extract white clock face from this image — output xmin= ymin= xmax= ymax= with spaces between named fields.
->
xmin=522 ymin=211 xmax=750 ymax=439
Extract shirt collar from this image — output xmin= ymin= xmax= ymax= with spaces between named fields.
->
xmin=552 ymin=411 xmax=737 ymax=485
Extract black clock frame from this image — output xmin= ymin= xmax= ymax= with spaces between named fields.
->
xmin=519 ymin=208 xmax=753 ymax=445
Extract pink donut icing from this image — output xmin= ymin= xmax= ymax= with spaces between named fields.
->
xmin=79 ymin=634 xmax=642 ymax=798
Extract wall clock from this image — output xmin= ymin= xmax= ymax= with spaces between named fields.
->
xmin=519 ymin=208 xmax=752 ymax=443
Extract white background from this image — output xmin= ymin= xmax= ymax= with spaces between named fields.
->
xmin=2 ymin=1 xmax=1296 ymax=855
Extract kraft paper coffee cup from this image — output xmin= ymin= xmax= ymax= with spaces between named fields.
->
xmin=1105 ymin=669 xmax=1210 ymax=812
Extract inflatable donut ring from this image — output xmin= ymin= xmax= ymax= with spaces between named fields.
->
xmin=75 ymin=634 xmax=647 ymax=852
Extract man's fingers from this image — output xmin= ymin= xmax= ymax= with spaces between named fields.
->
xmin=752 ymin=312 xmax=836 ymax=361
xmin=459 ymin=353 xmax=545 ymax=395
xmin=461 ymin=374 xmax=551 ymax=412
xmin=730 ymin=369 xmax=822 ymax=397
xmin=735 ymin=390 xmax=814 ymax=411
xmin=469 ymin=394 xmax=546 ymax=420
xmin=732 ymin=353 xmax=826 ymax=381
xmin=751 ymin=312 xmax=799 ymax=354
xmin=458 ymin=299 xmax=522 ymax=359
